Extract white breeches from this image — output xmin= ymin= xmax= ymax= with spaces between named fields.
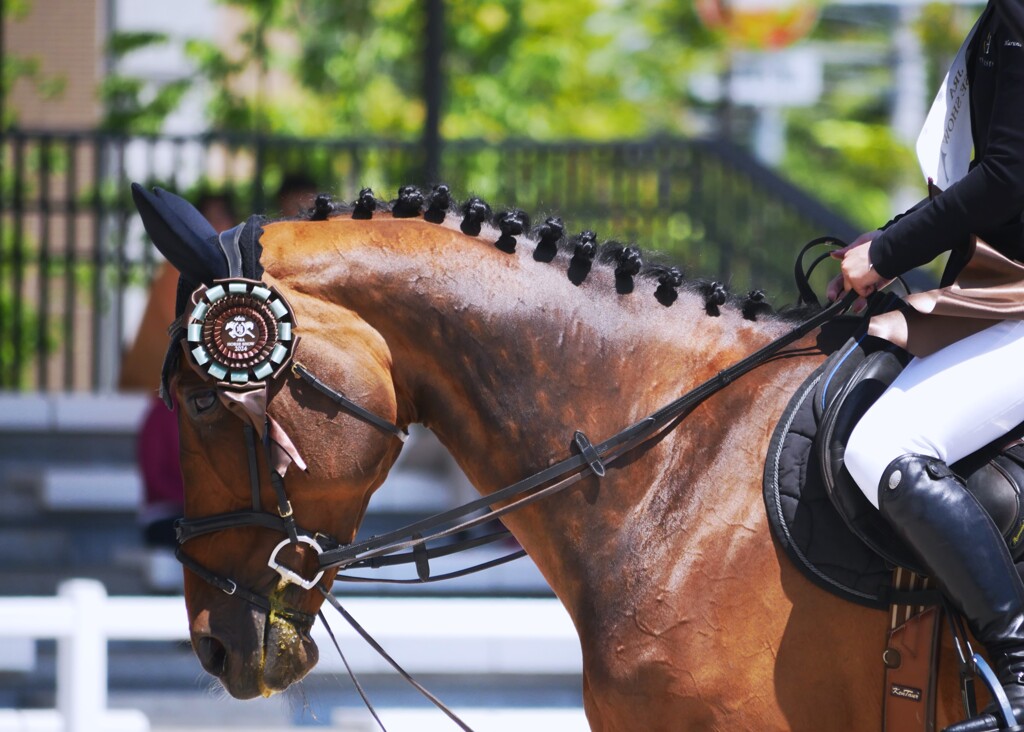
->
xmin=846 ymin=319 xmax=1024 ymax=508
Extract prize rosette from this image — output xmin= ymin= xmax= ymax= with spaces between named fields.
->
xmin=185 ymin=279 xmax=297 ymax=385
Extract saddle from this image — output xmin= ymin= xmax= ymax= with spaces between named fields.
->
xmin=764 ymin=321 xmax=1024 ymax=731
xmin=764 ymin=324 xmax=1024 ymax=609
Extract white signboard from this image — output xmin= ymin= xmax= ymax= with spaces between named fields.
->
xmin=729 ymin=47 xmax=823 ymax=107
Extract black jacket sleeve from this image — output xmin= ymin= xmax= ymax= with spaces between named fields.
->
xmin=880 ymin=198 xmax=928 ymax=231
xmin=869 ymin=25 xmax=1024 ymax=279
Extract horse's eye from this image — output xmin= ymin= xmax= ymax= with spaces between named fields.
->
xmin=191 ymin=391 xmax=217 ymax=414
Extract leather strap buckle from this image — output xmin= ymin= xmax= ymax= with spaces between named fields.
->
xmin=573 ymin=430 xmax=606 ymax=478
xmin=412 ymin=533 xmax=431 ymax=581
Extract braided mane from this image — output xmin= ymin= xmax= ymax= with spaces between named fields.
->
xmin=282 ymin=183 xmax=808 ymax=323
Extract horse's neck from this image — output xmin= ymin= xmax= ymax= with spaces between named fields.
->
xmin=265 ymin=217 xmax=803 ymax=606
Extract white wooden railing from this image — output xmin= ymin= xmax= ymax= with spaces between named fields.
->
xmin=0 ymin=580 xmax=582 ymax=732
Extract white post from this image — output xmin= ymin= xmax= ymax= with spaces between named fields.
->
xmin=753 ymin=105 xmax=786 ymax=167
xmin=57 ymin=579 xmax=108 ymax=732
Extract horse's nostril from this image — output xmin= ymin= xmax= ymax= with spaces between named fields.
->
xmin=195 ymin=635 xmax=228 ymax=677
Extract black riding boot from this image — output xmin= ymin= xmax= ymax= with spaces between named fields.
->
xmin=878 ymin=454 xmax=1024 ymax=732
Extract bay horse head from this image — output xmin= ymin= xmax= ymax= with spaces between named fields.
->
xmin=133 ymin=185 xmax=408 ymax=698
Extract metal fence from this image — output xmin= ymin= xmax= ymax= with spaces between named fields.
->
xmin=0 ymin=130 xmax=858 ymax=392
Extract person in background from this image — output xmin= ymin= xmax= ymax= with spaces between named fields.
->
xmin=275 ymin=171 xmax=319 ymax=217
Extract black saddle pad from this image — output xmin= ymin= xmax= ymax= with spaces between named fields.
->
xmin=765 ymin=333 xmax=1024 ymax=610
xmin=763 ymin=340 xmax=895 ymax=609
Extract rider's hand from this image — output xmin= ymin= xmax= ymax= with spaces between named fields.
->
xmin=827 ymin=230 xmax=887 ymax=302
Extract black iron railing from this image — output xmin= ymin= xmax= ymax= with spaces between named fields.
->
xmin=0 ymin=130 xmax=858 ymax=392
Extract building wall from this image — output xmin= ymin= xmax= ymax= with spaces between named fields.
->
xmin=5 ymin=0 xmax=105 ymax=129
xmin=4 ymin=0 xmax=228 ymax=133
xmin=112 ymin=0 xmax=227 ymax=134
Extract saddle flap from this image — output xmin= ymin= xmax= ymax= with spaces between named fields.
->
xmin=812 ymin=336 xmax=867 ymax=423
xmin=817 ymin=344 xmax=1024 ymax=568
xmin=816 ymin=346 xmax=924 ymax=572
xmin=764 ymin=329 xmax=1024 ymax=608
xmin=962 ymin=441 xmax=1024 ymax=553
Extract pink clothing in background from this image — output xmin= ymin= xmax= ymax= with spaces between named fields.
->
xmin=138 ymin=395 xmax=184 ymax=525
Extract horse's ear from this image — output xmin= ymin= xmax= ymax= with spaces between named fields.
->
xmin=131 ymin=183 xmax=228 ymax=285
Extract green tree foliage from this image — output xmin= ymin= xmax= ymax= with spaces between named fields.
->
xmin=183 ymin=0 xmax=719 ymax=139
xmin=100 ymin=32 xmax=191 ymax=133
xmin=184 ymin=0 xmax=282 ymax=131
xmin=783 ymin=113 xmax=916 ymax=229
xmin=185 ymin=0 xmax=972 ymax=229
xmin=917 ymin=3 xmax=979 ymax=92
xmin=99 ymin=1 xmax=972 ymax=236
xmin=439 ymin=0 xmax=712 ymax=139
xmin=779 ymin=5 xmax=977 ymax=230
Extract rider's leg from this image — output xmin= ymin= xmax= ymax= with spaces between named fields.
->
xmin=846 ymin=319 xmax=1024 ymax=509
xmin=845 ymin=319 xmax=1024 ymax=727
xmin=880 ymin=454 xmax=1024 ymax=727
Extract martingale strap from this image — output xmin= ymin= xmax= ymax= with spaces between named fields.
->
xmin=318 ymin=290 xmax=859 ymax=573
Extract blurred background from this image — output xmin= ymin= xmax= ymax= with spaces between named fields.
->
xmin=0 ymin=0 xmax=981 ymax=729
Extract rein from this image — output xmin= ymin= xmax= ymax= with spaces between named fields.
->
xmin=173 ymin=276 xmax=856 ymax=601
xmin=318 ymin=290 xmax=859 ymax=579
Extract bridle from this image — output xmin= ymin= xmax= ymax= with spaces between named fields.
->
xmin=172 ymin=274 xmax=858 ymax=625
xmin=172 ymin=277 xmax=409 ymax=625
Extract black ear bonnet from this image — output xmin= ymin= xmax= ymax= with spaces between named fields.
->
xmin=130 ymin=183 xmax=266 ymax=405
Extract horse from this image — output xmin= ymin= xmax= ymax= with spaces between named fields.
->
xmin=133 ymin=182 xmax=972 ymax=731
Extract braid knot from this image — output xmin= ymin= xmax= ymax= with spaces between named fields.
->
xmin=311 ymin=193 xmax=333 ymax=221
xmin=353 ymin=188 xmax=378 ymax=219
xmin=700 ymin=281 xmax=728 ymax=316
xmin=392 ymin=185 xmax=424 ymax=218
xmin=573 ymin=231 xmax=598 ymax=260
xmin=424 ymin=184 xmax=451 ymax=224
xmin=614 ymin=246 xmax=642 ymax=277
xmin=460 ymin=197 xmax=491 ymax=236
